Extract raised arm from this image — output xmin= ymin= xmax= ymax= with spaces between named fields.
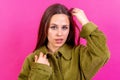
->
xmin=71 ymin=8 xmax=110 ymax=79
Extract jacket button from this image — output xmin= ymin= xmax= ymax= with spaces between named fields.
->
xmin=56 ymin=53 xmax=62 ymax=58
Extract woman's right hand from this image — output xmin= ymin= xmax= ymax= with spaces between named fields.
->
xmin=35 ymin=52 xmax=50 ymax=66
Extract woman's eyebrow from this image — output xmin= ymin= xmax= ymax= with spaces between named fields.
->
xmin=63 ymin=25 xmax=69 ymax=26
xmin=50 ymin=23 xmax=57 ymax=26
xmin=50 ymin=23 xmax=69 ymax=26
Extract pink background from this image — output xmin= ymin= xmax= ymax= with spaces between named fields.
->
xmin=0 ymin=0 xmax=120 ymax=80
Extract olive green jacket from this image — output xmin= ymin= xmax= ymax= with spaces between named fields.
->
xmin=18 ymin=22 xmax=110 ymax=80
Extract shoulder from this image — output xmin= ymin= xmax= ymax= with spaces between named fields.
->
xmin=73 ymin=44 xmax=86 ymax=52
xmin=23 ymin=53 xmax=35 ymax=64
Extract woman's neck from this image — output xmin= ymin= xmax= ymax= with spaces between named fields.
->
xmin=47 ymin=44 xmax=59 ymax=53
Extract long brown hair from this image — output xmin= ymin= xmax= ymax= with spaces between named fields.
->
xmin=34 ymin=3 xmax=79 ymax=51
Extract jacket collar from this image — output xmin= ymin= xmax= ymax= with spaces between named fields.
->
xmin=35 ymin=44 xmax=72 ymax=60
xmin=58 ymin=44 xmax=72 ymax=60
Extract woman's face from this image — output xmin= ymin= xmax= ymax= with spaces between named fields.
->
xmin=47 ymin=14 xmax=70 ymax=49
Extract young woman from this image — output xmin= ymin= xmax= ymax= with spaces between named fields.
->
xmin=18 ymin=3 xmax=110 ymax=80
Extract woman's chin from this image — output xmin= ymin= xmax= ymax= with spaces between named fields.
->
xmin=55 ymin=43 xmax=64 ymax=47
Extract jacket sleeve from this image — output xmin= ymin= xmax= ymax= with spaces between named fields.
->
xmin=79 ymin=22 xmax=110 ymax=79
xmin=18 ymin=54 xmax=52 ymax=80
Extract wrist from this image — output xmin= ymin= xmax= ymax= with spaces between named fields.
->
xmin=81 ymin=19 xmax=89 ymax=26
xmin=76 ymin=15 xmax=89 ymax=26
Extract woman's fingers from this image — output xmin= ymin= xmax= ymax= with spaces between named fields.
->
xmin=71 ymin=8 xmax=80 ymax=13
xmin=34 ymin=55 xmax=38 ymax=62
xmin=71 ymin=8 xmax=83 ymax=15
xmin=43 ymin=54 xmax=47 ymax=58
xmin=34 ymin=52 xmax=50 ymax=66
xmin=39 ymin=52 xmax=44 ymax=57
xmin=70 ymin=8 xmax=89 ymax=25
xmin=46 ymin=59 xmax=50 ymax=66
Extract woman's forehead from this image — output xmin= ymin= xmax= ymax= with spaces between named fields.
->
xmin=49 ymin=14 xmax=70 ymax=25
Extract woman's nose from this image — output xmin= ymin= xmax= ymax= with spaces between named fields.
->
xmin=57 ymin=29 xmax=62 ymax=36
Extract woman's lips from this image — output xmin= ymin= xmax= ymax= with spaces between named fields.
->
xmin=55 ymin=39 xmax=63 ymax=44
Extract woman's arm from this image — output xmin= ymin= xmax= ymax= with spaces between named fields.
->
xmin=18 ymin=53 xmax=52 ymax=80
xmin=80 ymin=23 xmax=110 ymax=79
xmin=71 ymin=8 xmax=110 ymax=79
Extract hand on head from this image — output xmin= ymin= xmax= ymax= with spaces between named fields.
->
xmin=70 ymin=8 xmax=89 ymax=25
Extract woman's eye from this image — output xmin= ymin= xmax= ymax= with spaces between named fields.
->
xmin=50 ymin=26 xmax=57 ymax=30
xmin=62 ymin=26 xmax=68 ymax=30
